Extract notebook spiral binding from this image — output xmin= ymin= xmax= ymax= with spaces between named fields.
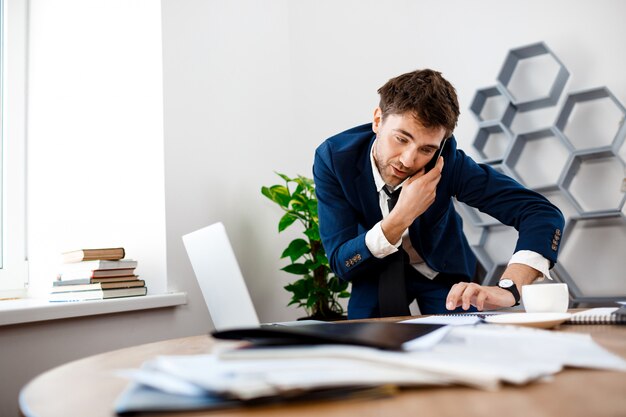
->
xmin=567 ymin=307 xmax=626 ymax=325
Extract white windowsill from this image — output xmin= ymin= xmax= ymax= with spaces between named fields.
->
xmin=0 ymin=292 xmax=187 ymax=326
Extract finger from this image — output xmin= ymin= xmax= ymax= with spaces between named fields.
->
xmin=446 ymin=283 xmax=466 ymax=310
xmin=435 ymin=155 xmax=444 ymax=171
xmin=476 ymin=291 xmax=488 ymax=311
xmin=461 ymin=284 xmax=479 ymax=310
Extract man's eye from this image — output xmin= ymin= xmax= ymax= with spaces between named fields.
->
xmin=422 ymin=148 xmax=436 ymax=155
xmin=395 ymin=136 xmax=408 ymax=143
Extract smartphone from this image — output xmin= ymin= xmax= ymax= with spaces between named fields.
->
xmin=424 ymin=137 xmax=449 ymax=173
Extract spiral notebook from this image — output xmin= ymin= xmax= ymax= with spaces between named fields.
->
xmin=567 ymin=306 xmax=626 ymax=324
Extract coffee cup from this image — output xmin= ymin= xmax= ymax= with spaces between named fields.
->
xmin=521 ymin=283 xmax=569 ymax=313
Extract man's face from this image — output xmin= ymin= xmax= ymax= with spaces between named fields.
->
xmin=372 ymin=108 xmax=447 ymax=187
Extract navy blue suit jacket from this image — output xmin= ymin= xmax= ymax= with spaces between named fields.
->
xmin=313 ymin=123 xmax=565 ymax=319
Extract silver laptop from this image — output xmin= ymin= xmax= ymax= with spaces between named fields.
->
xmin=182 ymin=222 xmax=325 ymax=330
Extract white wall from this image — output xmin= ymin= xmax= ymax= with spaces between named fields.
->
xmin=2 ymin=1 xmax=626 ymax=416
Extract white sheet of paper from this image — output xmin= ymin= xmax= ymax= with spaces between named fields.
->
xmin=118 ymin=324 xmax=626 ymax=401
xmin=402 ymin=315 xmax=482 ymax=326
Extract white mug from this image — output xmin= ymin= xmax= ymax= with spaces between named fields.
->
xmin=522 ymin=283 xmax=569 ymax=313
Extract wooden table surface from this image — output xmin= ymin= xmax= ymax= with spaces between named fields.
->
xmin=19 ymin=322 xmax=626 ymax=417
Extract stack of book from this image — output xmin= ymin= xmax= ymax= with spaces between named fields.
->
xmin=49 ymin=247 xmax=147 ymax=302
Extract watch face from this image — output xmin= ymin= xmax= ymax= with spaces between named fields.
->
xmin=499 ymin=279 xmax=514 ymax=288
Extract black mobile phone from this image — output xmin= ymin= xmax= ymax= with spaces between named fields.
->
xmin=424 ymin=137 xmax=449 ymax=173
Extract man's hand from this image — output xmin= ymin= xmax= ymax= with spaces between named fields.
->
xmin=381 ymin=156 xmax=444 ymax=244
xmin=446 ymin=282 xmax=516 ymax=311
xmin=446 ymin=263 xmax=542 ymax=311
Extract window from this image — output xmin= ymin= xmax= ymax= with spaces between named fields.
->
xmin=0 ymin=0 xmax=28 ymax=296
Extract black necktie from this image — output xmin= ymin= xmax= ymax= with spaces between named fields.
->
xmin=378 ymin=186 xmax=410 ymax=317
xmin=383 ymin=186 xmax=401 ymax=212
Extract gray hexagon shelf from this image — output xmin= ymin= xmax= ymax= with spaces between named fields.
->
xmin=555 ymin=87 xmax=626 ymax=152
xmin=466 ymin=41 xmax=626 ymax=305
xmin=497 ymin=42 xmax=569 ymax=112
xmin=560 ymin=148 xmax=626 ymax=217
xmin=554 ymin=215 xmax=626 ymax=303
xmin=470 ymin=86 xmax=509 ymax=123
xmin=472 ymin=122 xmax=514 ymax=164
xmin=504 ymin=127 xmax=573 ymax=191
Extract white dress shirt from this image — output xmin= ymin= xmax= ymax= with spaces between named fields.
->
xmin=364 ymin=144 xmax=553 ymax=281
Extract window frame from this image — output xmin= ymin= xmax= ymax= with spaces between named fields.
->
xmin=0 ymin=0 xmax=28 ymax=296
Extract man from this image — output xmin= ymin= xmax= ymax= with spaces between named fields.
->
xmin=313 ymin=69 xmax=564 ymax=319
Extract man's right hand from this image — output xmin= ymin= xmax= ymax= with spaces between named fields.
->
xmin=380 ymin=156 xmax=444 ymax=244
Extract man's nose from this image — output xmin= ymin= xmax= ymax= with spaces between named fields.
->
xmin=399 ymin=147 xmax=418 ymax=169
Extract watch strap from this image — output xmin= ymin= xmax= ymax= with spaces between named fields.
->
xmin=498 ymin=280 xmax=521 ymax=307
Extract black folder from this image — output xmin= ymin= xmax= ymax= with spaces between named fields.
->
xmin=211 ymin=322 xmax=445 ymax=351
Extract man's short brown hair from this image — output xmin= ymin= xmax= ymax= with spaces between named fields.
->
xmin=377 ymin=69 xmax=460 ymax=138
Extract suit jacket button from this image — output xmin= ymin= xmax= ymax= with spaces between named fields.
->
xmin=555 ymin=229 xmax=561 ymax=236
xmin=551 ymin=244 xmax=558 ymax=251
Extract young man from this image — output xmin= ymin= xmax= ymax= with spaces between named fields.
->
xmin=313 ymin=69 xmax=564 ymax=319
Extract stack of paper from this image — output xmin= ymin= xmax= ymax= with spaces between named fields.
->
xmin=115 ymin=324 xmax=626 ymax=414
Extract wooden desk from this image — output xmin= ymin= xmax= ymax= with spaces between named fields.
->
xmin=20 ymin=324 xmax=626 ymax=417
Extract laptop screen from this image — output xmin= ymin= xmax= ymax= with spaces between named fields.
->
xmin=182 ymin=222 xmax=261 ymax=330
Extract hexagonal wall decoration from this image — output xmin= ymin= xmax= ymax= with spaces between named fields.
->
xmin=472 ymin=122 xmax=514 ymax=164
xmin=555 ymin=87 xmax=626 ymax=152
xmin=470 ymin=86 xmax=509 ymax=123
xmin=504 ymin=127 xmax=572 ymax=191
xmin=497 ymin=42 xmax=569 ymax=112
xmin=555 ymin=216 xmax=626 ymax=302
xmin=464 ymin=41 xmax=626 ymax=305
xmin=560 ymin=149 xmax=626 ymax=217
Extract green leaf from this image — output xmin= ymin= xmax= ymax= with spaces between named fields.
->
xmin=280 ymin=239 xmax=310 ymax=261
xmin=268 ymin=185 xmax=291 ymax=208
xmin=295 ymin=176 xmax=314 ymax=189
xmin=260 ymin=186 xmax=273 ymax=201
xmin=276 ymin=172 xmax=292 ymax=183
xmin=289 ymin=193 xmax=308 ymax=211
xmin=285 ymin=279 xmax=309 ymax=300
xmin=304 ymin=227 xmax=320 ymax=241
xmin=281 ymin=263 xmax=310 ymax=275
xmin=278 ymin=213 xmax=298 ymax=232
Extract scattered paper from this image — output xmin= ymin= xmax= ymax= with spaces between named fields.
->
xmin=116 ymin=323 xmax=626 ymax=404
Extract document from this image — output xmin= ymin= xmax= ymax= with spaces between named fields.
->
xmin=116 ymin=323 xmax=626 ymax=413
xmin=401 ymin=312 xmax=505 ymax=326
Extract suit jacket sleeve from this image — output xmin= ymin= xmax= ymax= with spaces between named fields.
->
xmin=313 ymin=141 xmax=378 ymax=281
xmin=447 ymin=147 xmax=565 ymax=266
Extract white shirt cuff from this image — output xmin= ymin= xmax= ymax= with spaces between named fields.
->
xmin=508 ymin=250 xmax=553 ymax=280
xmin=365 ymin=221 xmax=401 ymax=258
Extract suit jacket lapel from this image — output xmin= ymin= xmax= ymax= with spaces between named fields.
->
xmin=355 ymin=137 xmax=382 ymax=229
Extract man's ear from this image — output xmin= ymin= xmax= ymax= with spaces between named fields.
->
xmin=372 ymin=107 xmax=383 ymax=133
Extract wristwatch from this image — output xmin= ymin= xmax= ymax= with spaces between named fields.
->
xmin=498 ymin=278 xmax=520 ymax=306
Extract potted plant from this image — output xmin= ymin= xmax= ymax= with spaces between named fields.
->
xmin=262 ymin=172 xmax=350 ymax=320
